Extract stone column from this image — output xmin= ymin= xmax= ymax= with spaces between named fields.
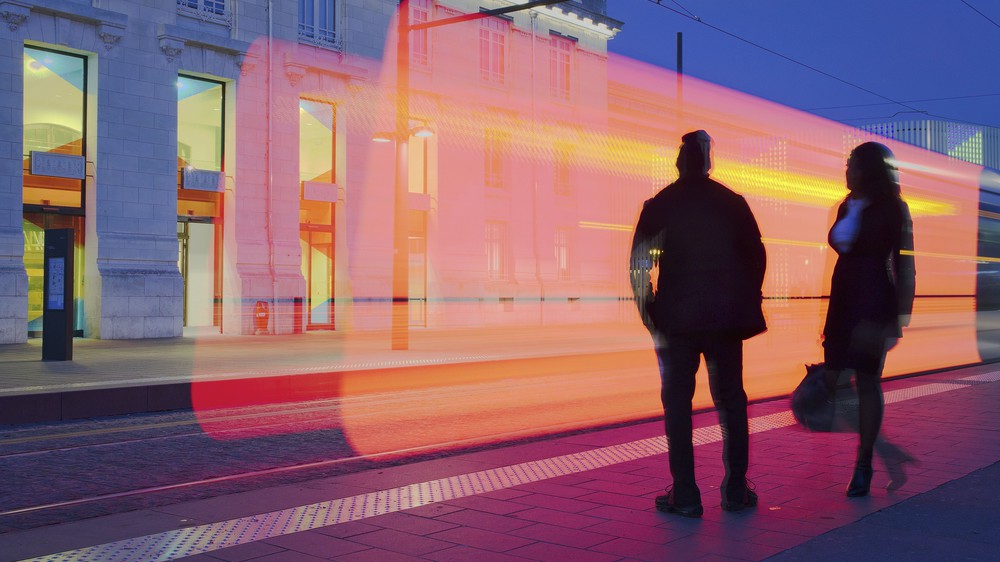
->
xmin=0 ymin=36 xmax=27 ymax=344
xmin=89 ymin=35 xmax=183 ymax=339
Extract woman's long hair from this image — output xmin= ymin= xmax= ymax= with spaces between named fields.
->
xmin=847 ymin=142 xmax=901 ymax=200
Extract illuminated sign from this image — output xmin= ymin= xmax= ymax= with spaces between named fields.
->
xmin=302 ymin=181 xmax=337 ymax=202
xmin=182 ymin=168 xmax=224 ymax=192
xmin=30 ymin=151 xmax=85 ymax=179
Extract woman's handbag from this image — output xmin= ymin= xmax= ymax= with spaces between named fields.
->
xmin=790 ymin=363 xmax=835 ymax=432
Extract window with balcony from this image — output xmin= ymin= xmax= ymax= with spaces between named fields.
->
xmin=299 ymin=0 xmax=339 ymax=49
xmin=177 ymin=0 xmax=231 ymax=26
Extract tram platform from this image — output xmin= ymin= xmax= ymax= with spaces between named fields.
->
xmin=0 ymin=323 xmax=652 ymax=425
xmin=0 ymin=362 xmax=997 ymax=561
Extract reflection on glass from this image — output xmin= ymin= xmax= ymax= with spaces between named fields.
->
xmin=177 ymin=76 xmax=223 ymax=172
xmin=299 ymin=227 xmax=334 ymax=327
xmin=23 ymin=215 xmax=85 ymax=337
xmin=23 ymin=47 xmax=85 ymax=208
xmin=409 ymin=210 xmax=427 ymax=325
xmin=299 ymin=99 xmax=335 ymax=183
xmin=177 ymin=76 xmax=223 ymax=218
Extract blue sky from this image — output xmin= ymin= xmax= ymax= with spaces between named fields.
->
xmin=605 ymin=0 xmax=1000 ymax=129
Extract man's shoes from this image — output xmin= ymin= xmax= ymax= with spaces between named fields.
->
xmin=721 ymin=482 xmax=758 ymax=512
xmin=655 ymin=487 xmax=703 ymax=518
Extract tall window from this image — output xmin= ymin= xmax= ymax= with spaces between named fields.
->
xmin=177 ymin=76 xmax=223 ymax=173
xmin=484 ymin=129 xmax=507 ymax=188
xmin=412 ymin=0 xmax=431 ymax=66
xmin=299 ymin=0 xmax=338 ymax=47
xmin=480 ymin=17 xmax=507 ymax=84
xmin=555 ymin=228 xmax=570 ymax=280
xmin=550 ymin=35 xmax=572 ymax=100
xmin=23 ymin=46 xmax=88 ymax=337
xmin=177 ymin=75 xmax=224 ymax=216
xmin=23 ymin=47 xmax=86 ymax=209
xmin=409 ymin=136 xmax=428 ymax=194
xmin=177 ymin=75 xmax=225 ymax=328
xmin=299 ymin=99 xmax=337 ymax=329
xmin=486 ymin=221 xmax=508 ymax=280
xmin=299 ymin=99 xmax=335 ymax=184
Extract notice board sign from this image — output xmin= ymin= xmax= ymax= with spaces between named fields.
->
xmin=47 ymin=257 xmax=65 ymax=310
xmin=43 ymin=229 xmax=74 ymax=361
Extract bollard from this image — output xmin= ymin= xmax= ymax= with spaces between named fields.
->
xmin=254 ymin=300 xmax=269 ymax=334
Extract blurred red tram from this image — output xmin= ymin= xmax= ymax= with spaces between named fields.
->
xmin=192 ymin=37 xmax=1000 ymax=457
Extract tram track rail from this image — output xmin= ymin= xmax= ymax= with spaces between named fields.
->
xmin=0 ymin=408 xmax=661 ymax=520
xmin=0 ymin=363 xmax=661 ymax=523
xmin=3 ymin=351 xmax=994 ymax=527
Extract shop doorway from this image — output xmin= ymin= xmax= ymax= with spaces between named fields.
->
xmin=177 ymin=219 xmax=221 ymax=329
xmin=23 ymin=213 xmax=85 ymax=338
xmin=299 ymin=225 xmax=335 ymax=329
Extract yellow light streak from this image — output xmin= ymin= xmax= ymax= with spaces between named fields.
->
xmin=761 ymin=237 xmax=826 ymax=249
xmin=578 ymin=220 xmax=633 ymax=232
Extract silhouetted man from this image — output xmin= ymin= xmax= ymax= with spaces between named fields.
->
xmin=630 ymin=130 xmax=767 ymax=517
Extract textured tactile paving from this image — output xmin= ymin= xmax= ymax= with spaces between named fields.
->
xmin=25 ymin=371 xmax=998 ymax=562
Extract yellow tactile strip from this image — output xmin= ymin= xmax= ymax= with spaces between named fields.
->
xmin=24 ymin=371 xmax=996 ymax=562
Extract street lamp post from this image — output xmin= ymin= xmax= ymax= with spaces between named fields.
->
xmin=389 ymin=0 xmax=571 ymax=350
xmin=391 ymin=0 xmax=411 ymax=350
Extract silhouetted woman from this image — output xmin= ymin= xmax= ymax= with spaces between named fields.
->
xmin=823 ymin=142 xmax=915 ymax=497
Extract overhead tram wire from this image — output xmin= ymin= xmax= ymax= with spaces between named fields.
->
xmin=959 ymin=0 xmax=1000 ymax=29
xmin=668 ymin=0 xmax=699 ymax=20
xmin=645 ymin=0 xmax=924 ymax=116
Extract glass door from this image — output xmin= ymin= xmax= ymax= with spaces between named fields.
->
xmin=23 ymin=213 xmax=85 ymax=338
xmin=299 ymin=226 xmax=335 ymax=329
xmin=177 ymin=219 xmax=220 ymax=329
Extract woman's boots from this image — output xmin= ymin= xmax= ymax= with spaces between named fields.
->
xmin=846 ymin=449 xmax=874 ymax=497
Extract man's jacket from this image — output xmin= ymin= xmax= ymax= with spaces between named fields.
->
xmin=630 ymin=175 xmax=767 ymax=339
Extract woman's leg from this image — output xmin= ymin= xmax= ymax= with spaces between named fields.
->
xmin=853 ymin=368 xmax=884 ymax=466
xmin=845 ymin=328 xmax=888 ymax=497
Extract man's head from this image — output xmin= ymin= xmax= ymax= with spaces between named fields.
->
xmin=676 ymin=130 xmax=713 ymax=178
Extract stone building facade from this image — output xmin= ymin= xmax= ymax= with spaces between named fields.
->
xmin=0 ymin=0 xmax=622 ymax=343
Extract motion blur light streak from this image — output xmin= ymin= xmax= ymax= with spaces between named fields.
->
xmin=191 ymin=4 xmax=996 ymax=457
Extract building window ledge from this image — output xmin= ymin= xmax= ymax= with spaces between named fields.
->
xmin=298 ymin=30 xmax=342 ymax=53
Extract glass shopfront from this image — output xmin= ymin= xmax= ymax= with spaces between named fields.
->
xmin=23 ymin=46 xmax=87 ymax=337
xmin=299 ymin=99 xmax=336 ymax=329
xmin=177 ymin=75 xmax=225 ymax=329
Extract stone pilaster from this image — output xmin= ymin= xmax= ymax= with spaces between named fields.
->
xmin=0 ymin=37 xmax=26 ymax=343
xmin=89 ymin=37 xmax=183 ymax=339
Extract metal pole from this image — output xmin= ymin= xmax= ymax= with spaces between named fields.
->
xmin=390 ymin=0 xmax=568 ymax=350
xmin=410 ymin=0 xmax=568 ymax=31
xmin=391 ymin=0 xmax=411 ymax=350
xmin=676 ymin=32 xmax=683 ymax=131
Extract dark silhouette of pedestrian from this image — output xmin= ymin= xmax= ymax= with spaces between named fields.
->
xmin=822 ymin=141 xmax=916 ymax=497
xmin=630 ymin=130 xmax=767 ymax=518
